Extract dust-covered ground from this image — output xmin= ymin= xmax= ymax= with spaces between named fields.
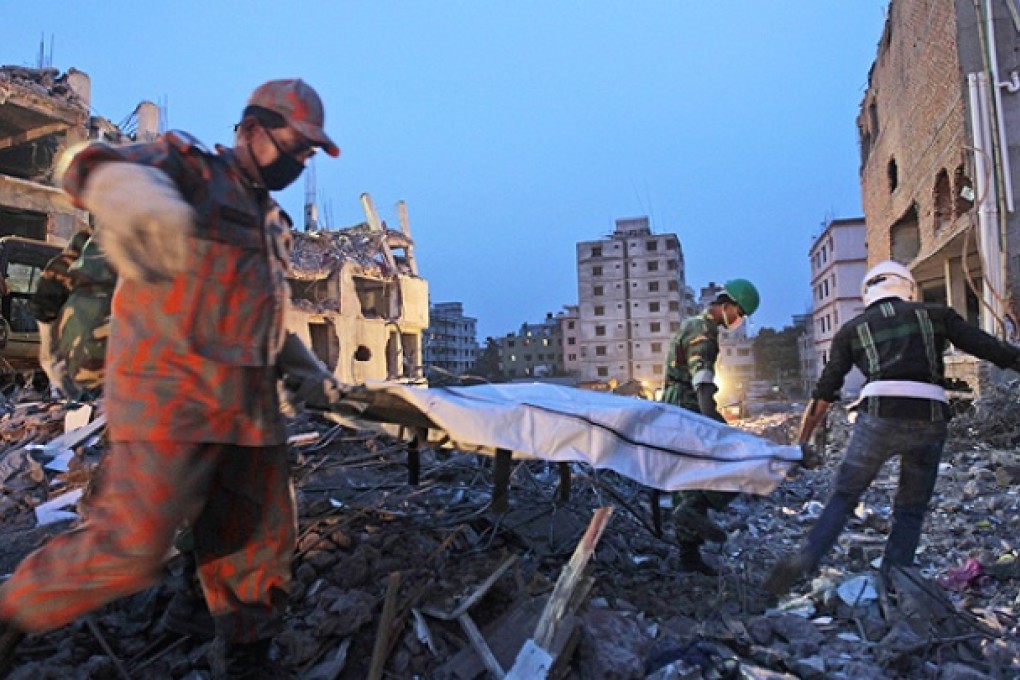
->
xmin=0 ymin=387 xmax=1018 ymax=679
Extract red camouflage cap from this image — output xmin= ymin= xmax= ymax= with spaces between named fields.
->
xmin=247 ymin=79 xmax=340 ymax=157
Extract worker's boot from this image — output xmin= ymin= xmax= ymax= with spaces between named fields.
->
xmin=0 ymin=618 xmax=26 ymax=677
xmin=763 ymin=551 xmax=813 ymax=597
xmin=678 ymin=543 xmax=718 ymax=577
xmin=161 ymin=552 xmax=215 ymax=639
xmin=673 ymin=507 xmax=727 ymax=544
xmin=220 ymin=638 xmax=288 ymax=679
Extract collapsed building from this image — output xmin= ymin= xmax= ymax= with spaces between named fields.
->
xmin=858 ymin=0 xmax=1020 ymax=393
xmin=287 ymin=196 xmax=429 ymax=385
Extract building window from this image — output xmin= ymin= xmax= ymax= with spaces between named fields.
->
xmin=670 ymin=322 xmax=680 ymax=332
xmin=649 ymin=301 xmax=661 ymax=312
xmin=668 ymin=280 xmax=679 ymax=291
xmin=667 ymin=259 xmax=677 ymax=271
xmin=666 ymin=240 xmax=677 ymax=251
xmin=567 ymin=337 xmax=576 ymax=345
xmin=646 ymin=240 xmax=658 ymax=252
xmin=594 ymin=285 xmax=604 ymax=296
xmin=653 ymin=364 xmax=663 ymax=374
xmin=650 ymin=322 xmax=661 ymax=332
xmin=597 ymin=366 xmax=609 ymax=377
xmin=595 ymin=345 xmax=607 ymax=356
xmin=648 ymin=281 xmax=659 ymax=292
xmin=669 ymin=301 xmax=679 ymax=312
xmin=651 ymin=342 xmax=662 ymax=353
xmin=647 ymin=261 xmax=659 ymax=272
xmin=567 ymin=321 xmax=575 ymax=330
xmin=594 ymin=305 xmax=605 ymax=316
xmin=595 ymin=325 xmax=606 ymax=336
xmin=592 ymin=246 xmax=602 ymax=257
xmin=593 ymin=266 xmax=603 ymax=277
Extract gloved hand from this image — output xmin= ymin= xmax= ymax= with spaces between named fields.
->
xmin=696 ymin=382 xmax=726 ymax=423
xmin=277 ymin=332 xmax=344 ymax=409
xmin=82 ymin=162 xmax=194 ymax=282
xmin=799 ymin=442 xmax=822 ymax=469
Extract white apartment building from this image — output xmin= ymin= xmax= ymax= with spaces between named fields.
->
xmin=575 ymin=216 xmax=685 ymax=385
xmin=810 ymin=217 xmax=867 ymax=395
xmin=423 ymin=302 xmax=478 ymax=376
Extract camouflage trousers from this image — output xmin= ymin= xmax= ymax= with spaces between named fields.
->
xmin=0 ymin=440 xmax=295 ymax=642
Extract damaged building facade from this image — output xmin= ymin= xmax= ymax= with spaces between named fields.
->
xmin=286 ymin=197 xmax=429 ymax=385
xmin=858 ymin=0 xmax=1020 ymax=392
xmin=0 ymin=66 xmax=159 ymax=370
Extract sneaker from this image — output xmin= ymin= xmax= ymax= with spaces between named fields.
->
xmin=764 ymin=553 xmax=811 ymax=596
xmin=161 ymin=588 xmax=215 ymax=639
xmin=0 ymin=618 xmax=26 ymax=677
xmin=674 ymin=508 xmax=727 ymax=543
xmin=679 ymin=547 xmax=719 ymax=577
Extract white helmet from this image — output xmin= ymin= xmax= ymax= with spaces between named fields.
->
xmin=862 ymin=260 xmax=916 ymax=306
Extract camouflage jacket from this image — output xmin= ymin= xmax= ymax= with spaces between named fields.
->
xmin=30 ymin=230 xmax=91 ymax=324
xmin=63 ymin=132 xmax=292 ymax=445
xmin=660 ymin=311 xmax=720 ymax=412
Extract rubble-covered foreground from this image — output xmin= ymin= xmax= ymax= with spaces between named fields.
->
xmin=0 ymin=386 xmax=1018 ymax=679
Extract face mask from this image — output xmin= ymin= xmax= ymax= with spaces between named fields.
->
xmin=257 ymin=124 xmax=307 ymax=190
xmin=258 ymin=153 xmax=304 ymax=190
xmin=721 ymin=305 xmax=745 ymax=331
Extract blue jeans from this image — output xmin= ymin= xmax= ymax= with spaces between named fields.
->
xmin=801 ymin=412 xmax=947 ymax=571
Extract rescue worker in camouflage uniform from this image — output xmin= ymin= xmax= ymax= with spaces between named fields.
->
xmin=51 ymin=237 xmax=117 ymax=398
xmin=0 ymin=79 xmax=343 ymax=679
xmin=660 ymin=279 xmax=760 ymax=575
xmin=764 ymin=262 xmax=1020 ymax=596
xmin=31 ymin=229 xmax=91 ymax=392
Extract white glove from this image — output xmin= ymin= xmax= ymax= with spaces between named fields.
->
xmin=82 ymin=162 xmax=194 ymax=282
xmin=277 ymin=332 xmax=345 ymax=409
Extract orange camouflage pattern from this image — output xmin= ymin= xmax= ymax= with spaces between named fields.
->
xmin=61 ymin=131 xmax=291 ymax=446
xmin=0 ymin=441 xmax=295 ymax=640
xmin=0 ymin=131 xmax=300 ymax=642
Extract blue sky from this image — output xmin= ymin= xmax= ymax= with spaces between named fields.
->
xmin=8 ymin=1 xmax=889 ymax=339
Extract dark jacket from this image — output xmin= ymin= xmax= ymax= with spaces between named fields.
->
xmin=814 ymin=297 xmax=1020 ymax=420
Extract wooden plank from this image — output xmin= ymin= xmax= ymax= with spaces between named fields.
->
xmin=367 ymin=571 xmax=401 ymax=680
xmin=457 ymin=612 xmax=505 ymax=679
xmin=533 ymin=506 xmax=613 ymax=649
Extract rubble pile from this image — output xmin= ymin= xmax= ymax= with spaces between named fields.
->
xmin=290 ymin=225 xmax=407 ymax=282
xmin=0 ymin=393 xmax=1018 ymax=678
xmin=0 ymin=65 xmax=86 ymax=108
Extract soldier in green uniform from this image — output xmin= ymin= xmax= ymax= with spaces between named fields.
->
xmin=661 ymin=278 xmax=760 ymax=575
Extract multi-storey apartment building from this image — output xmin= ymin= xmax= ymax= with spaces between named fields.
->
xmin=497 ymin=313 xmax=564 ymax=379
xmin=423 ymin=301 xmax=478 ymax=376
xmin=557 ymin=305 xmax=581 ymax=375
xmin=575 ymin=216 xmax=685 ymax=385
xmin=809 ymin=217 xmax=867 ymax=394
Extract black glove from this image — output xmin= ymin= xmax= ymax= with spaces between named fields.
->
xmin=696 ymin=382 xmax=726 ymax=423
xmin=277 ymin=332 xmax=344 ymax=409
xmin=799 ymin=442 xmax=822 ymax=469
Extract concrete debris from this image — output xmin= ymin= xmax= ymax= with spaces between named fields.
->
xmin=0 ymin=66 xmax=87 ymax=108
xmin=0 ymin=398 xmax=1017 ymax=678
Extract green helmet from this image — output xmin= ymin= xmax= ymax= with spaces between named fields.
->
xmin=723 ymin=278 xmax=760 ymax=316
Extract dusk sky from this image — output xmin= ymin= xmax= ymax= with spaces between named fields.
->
xmin=8 ymin=1 xmax=890 ymax=339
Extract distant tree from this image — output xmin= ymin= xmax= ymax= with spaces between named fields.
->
xmin=468 ymin=337 xmax=504 ymax=382
xmin=753 ymin=326 xmax=802 ymax=397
